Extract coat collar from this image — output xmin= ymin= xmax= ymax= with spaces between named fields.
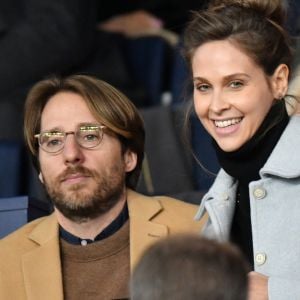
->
xmin=23 ymin=214 xmax=63 ymax=300
xmin=195 ymin=169 xmax=237 ymax=221
xmin=260 ymin=115 xmax=300 ymax=178
xmin=194 ymin=169 xmax=236 ymax=241
xmin=127 ymin=189 xmax=169 ymax=268
xmin=22 ymin=189 xmax=170 ymax=297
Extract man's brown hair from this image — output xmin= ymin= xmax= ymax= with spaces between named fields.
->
xmin=24 ymin=74 xmax=145 ymax=189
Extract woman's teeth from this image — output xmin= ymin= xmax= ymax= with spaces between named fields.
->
xmin=214 ymin=118 xmax=242 ymax=128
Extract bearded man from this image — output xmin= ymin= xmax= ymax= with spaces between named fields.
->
xmin=0 ymin=75 xmax=204 ymax=300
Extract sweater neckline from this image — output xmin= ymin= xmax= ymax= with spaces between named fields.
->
xmin=60 ymin=221 xmax=129 ymax=262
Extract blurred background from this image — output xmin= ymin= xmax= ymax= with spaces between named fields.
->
xmin=1 ymin=0 xmax=299 ymax=227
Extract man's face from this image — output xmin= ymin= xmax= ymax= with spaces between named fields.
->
xmin=38 ymin=92 xmax=137 ymax=222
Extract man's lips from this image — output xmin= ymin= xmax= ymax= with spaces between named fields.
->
xmin=61 ymin=173 xmax=91 ymax=183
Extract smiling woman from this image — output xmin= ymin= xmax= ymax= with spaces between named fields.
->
xmin=191 ymin=39 xmax=288 ymax=152
xmin=183 ymin=0 xmax=300 ymax=299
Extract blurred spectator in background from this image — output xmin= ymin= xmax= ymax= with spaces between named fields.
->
xmin=0 ymin=1 xmax=212 ymax=202
xmin=0 ymin=0 xmax=209 ymax=141
xmin=97 ymin=0 xmax=209 ymax=36
xmin=286 ymin=0 xmax=300 ymax=37
xmin=131 ymin=234 xmax=249 ymax=300
xmin=0 ymin=0 xmax=97 ymax=140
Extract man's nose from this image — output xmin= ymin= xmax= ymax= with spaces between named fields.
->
xmin=62 ymin=134 xmax=84 ymax=165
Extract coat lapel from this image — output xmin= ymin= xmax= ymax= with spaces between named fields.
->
xmin=22 ymin=214 xmax=64 ymax=300
xmin=127 ymin=190 xmax=169 ymax=269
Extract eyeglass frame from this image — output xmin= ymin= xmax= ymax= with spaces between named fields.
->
xmin=34 ymin=124 xmax=106 ymax=154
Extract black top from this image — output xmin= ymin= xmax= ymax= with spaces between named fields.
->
xmin=213 ymin=101 xmax=289 ymax=267
xmin=59 ymin=202 xmax=129 ymax=246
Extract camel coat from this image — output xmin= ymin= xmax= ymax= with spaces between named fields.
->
xmin=0 ymin=189 xmax=204 ymax=300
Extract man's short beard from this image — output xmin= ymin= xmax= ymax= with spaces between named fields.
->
xmin=43 ymin=164 xmax=126 ymax=223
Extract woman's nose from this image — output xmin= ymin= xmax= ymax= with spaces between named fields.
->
xmin=209 ymin=91 xmax=230 ymax=114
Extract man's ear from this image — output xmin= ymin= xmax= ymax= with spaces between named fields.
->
xmin=271 ymin=64 xmax=289 ymax=99
xmin=38 ymin=172 xmax=44 ymax=184
xmin=124 ymin=150 xmax=137 ymax=172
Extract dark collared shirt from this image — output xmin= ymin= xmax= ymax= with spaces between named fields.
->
xmin=59 ymin=202 xmax=129 ymax=246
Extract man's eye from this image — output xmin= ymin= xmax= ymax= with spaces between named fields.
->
xmin=80 ymin=130 xmax=100 ymax=142
xmin=46 ymin=138 xmax=63 ymax=147
xmin=84 ymin=134 xmax=98 ymax=141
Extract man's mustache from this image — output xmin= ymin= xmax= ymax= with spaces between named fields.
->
xmin=58 ymin=166 xmax=97 ymax=182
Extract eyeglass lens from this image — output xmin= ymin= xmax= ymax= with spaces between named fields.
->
xmin=39 ymin=125 xmax=103 ymax=153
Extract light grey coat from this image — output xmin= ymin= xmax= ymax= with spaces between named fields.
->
xmin=195 ymin=115 xmax=300 ymax=299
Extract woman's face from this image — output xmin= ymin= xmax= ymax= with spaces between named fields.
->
xmin=192 ymin=39 xmax=286 ymax=152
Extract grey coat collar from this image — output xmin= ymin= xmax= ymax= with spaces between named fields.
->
xmin=260 ymin=115 xmax=300 ymax=178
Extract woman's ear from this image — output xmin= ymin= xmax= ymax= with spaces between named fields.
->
xmin=271 ymin=64 xmax=289 ymax=99
xmin=124 ymin=150 xmax=137 ymax=173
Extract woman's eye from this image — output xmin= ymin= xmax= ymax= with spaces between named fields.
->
xmin=195 ymin=84 xmax=210 ymax=92
xmin=229 ymin=81 xmax=243 ymax=88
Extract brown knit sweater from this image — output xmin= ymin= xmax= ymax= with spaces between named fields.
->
xmin=60 ymin=221 xmax=130 ymax=300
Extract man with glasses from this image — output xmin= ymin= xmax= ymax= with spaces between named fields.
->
xmin=0 ymin=75 xmax=204 ymax=300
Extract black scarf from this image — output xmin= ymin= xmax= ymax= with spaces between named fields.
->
xmin=213 ymin=100 xmax=289 ymax=267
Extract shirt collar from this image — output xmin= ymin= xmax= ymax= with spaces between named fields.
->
xmin=59 ymin=201 xmax=129 ymax=246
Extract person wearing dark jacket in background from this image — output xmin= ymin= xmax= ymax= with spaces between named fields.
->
xmin=0 ymin=0 xmax=97 ymax=140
